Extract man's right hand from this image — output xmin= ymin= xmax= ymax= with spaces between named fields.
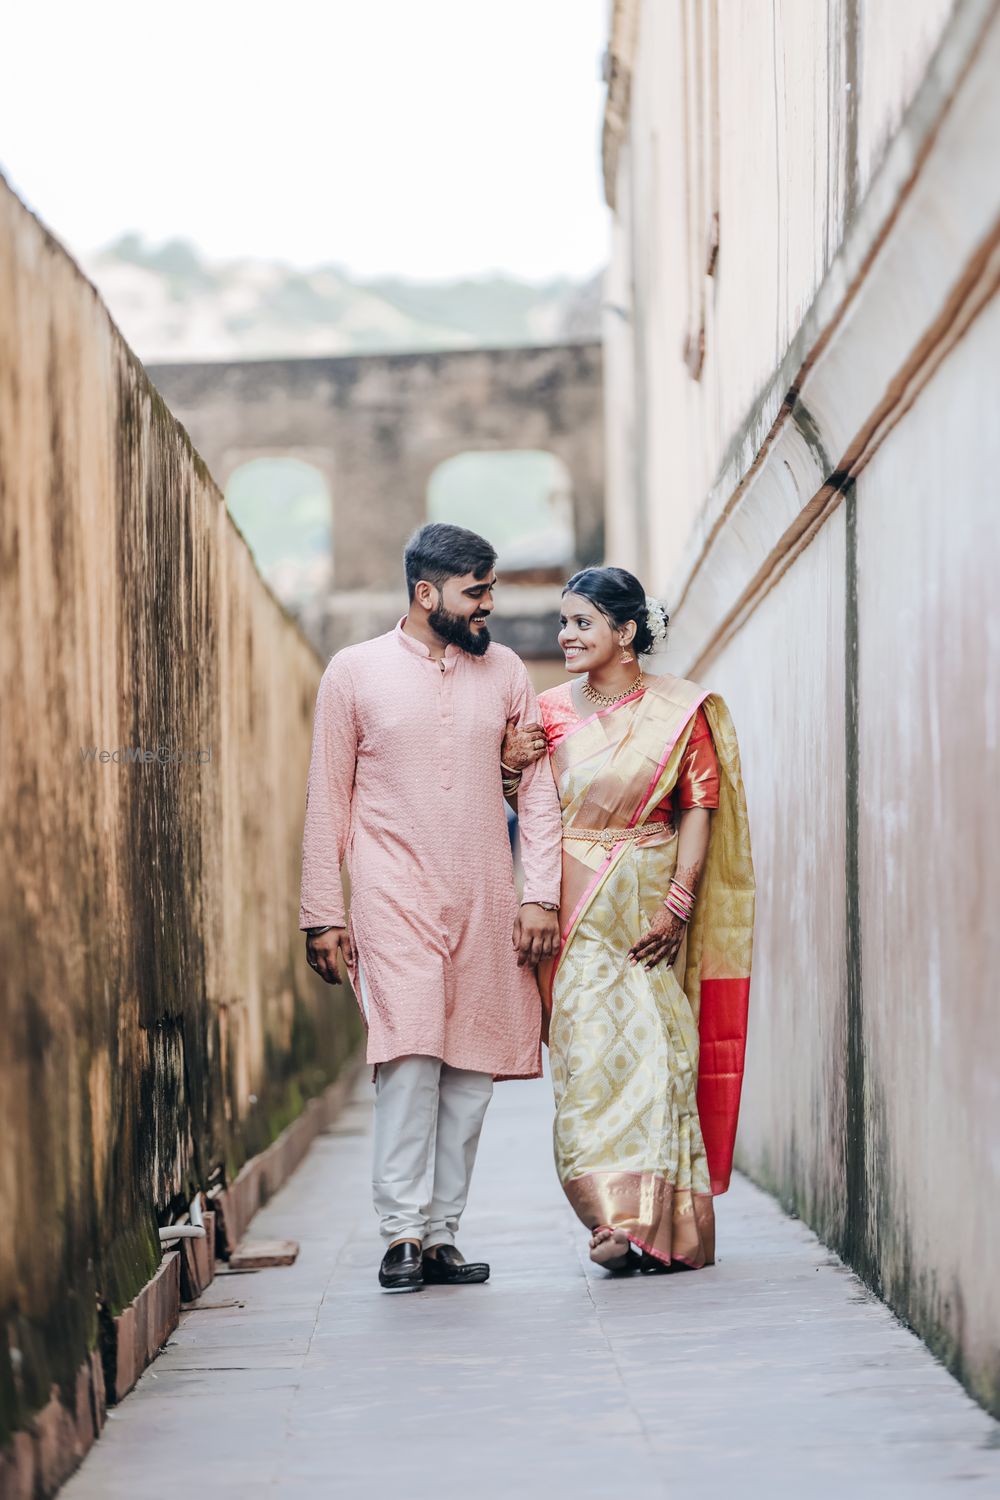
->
xmin=306 ymin=927 xmax=354 ymax=985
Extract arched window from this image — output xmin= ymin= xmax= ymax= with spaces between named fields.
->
xmin=426 ymin=451 xmax=574 ymax=572
xmin=225 ymin=458 xmax=332 ymax=610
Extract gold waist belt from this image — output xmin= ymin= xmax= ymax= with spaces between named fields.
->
xmin=562 ymin=823 xmax=661 ymax=847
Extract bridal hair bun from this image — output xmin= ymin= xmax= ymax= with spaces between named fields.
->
xmin=645 ymin=598 xmax=669 ymax=646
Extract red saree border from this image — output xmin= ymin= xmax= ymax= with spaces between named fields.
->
xmin=622 ymin=1231 xmax=706 ymax=1269
xmin=564 ymin=1171 xmax=717 ymax=1267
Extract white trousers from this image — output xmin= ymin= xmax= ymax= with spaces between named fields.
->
xmin=372 ymin=1055 xmax=494 ymax=1248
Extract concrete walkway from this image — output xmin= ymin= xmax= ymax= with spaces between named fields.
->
xmin=64 ymin=1074 xmax=1000 ymax=1499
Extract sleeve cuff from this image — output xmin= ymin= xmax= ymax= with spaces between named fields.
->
xmin=520 ymin=889 xmax=561 ymax=909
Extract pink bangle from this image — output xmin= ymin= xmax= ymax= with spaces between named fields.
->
xmin=663 ymin=876 xmax=695 ymax=924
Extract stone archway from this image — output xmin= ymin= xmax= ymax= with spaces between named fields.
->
xmin=426 ymin=449 xmax=575 ymax=573
xmin=149 ymin=342 xmax=603 ymax=656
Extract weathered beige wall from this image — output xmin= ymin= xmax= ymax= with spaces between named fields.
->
xmin=0 ymin=177 xmax=360 ymax=1448
xmin=604 ymin=0 xmax=961 ymax=578
xmin=710 ymin=514 xmax=849 ymax=1243
xmin=854 ymin=297 xmax=1000 ymax=1399
xmin=603 ymin=0 xmax=1000 ymax=1412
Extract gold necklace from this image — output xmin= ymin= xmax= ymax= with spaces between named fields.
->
xmin=581 ymin=670 xmax=644 ymax=708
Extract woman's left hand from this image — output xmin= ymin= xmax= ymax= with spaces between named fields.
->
xmin=628 ymin=907 xmax=687 ymax=970
xmin=501 ymin=715 xmax=548 ymax=771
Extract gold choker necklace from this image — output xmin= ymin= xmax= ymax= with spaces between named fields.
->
xmin=581 ymin=671 xmax=644 ymax=708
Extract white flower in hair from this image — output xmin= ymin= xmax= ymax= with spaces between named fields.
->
xmin=645 ymin=597 xmax=669 ymax=644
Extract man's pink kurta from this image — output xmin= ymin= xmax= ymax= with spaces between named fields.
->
xmin=299 ymin=621 xmax=562 ymax=1078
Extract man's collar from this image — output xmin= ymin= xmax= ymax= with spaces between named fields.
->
xmin=394 ymin=616 xmax=489 ymax=662
xmin=395 ymin=616 xmax=456 ymax=659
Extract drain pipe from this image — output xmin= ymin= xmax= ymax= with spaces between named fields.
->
xmin=158 ymin=1191 xmax=206 ymax=1244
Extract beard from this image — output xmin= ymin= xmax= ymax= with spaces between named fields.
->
xmin=428 ymin=603 xmax=491 ymax=657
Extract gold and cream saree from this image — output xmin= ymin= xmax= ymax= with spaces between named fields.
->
xmin=537 ymin=675 xmax=754 ymax=1267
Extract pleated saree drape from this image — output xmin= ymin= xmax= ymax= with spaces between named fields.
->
xmin=538 ymin=676 xmax=755 ymax=1267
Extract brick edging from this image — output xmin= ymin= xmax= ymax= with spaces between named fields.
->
xmin=0 ymin=1052 xmax=365 ymax=1500
xmin=211 ymin=1054 xmax=363 ymax=1254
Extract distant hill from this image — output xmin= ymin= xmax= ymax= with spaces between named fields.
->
xmin=80 ymin=234 xmax=602 ymax=363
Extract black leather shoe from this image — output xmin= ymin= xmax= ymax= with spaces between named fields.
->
xmin=422 ymin=1245 xmax=490 ymax=1285
xmin=378 ymin=1240 xmax=424 ymax=1292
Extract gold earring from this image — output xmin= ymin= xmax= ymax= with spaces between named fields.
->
xmin=619 ymin=637 xmax=633 ymax=664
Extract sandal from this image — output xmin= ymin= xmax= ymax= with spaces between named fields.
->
xmin=639 ymin=1252 xmax=694 ymax=1274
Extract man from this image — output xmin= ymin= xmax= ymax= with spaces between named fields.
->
xmin=299 ymin=523 xmax=561 ymax=1292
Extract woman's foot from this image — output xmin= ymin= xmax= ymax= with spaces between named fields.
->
xmin=589 ymin=1225 xmax=640 ymax=1273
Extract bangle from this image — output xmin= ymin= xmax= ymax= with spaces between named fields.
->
xmin=306 ymin=924 xmax=336 ymax=937
xmin=663 ymin=877 xmax=696 ymax=924
xmin=500 ymin=760 xmax=523 ymax=777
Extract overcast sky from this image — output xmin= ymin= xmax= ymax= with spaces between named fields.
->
xmin=1 ymin=0 xmax=609 ymax=281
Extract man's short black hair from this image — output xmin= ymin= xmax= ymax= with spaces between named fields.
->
xmin=403 ymin=522 xmax=497 ymax=601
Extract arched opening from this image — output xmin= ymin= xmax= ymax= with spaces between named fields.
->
xmin=426 ymin=450 xmax=574 ymax=575
xmin=426 ymin=450 xmax=575 ymax=682
xmin=225 ymin=457 xmax=332 ymax=611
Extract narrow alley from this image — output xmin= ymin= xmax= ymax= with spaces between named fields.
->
xmin=63 ymin=1074 xmax=1000 ymax=1500
xmin=3 ymin=5 xmax=1000 ymax=1495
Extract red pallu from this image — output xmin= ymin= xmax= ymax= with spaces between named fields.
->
xmin=697 ymin=976 xmax=752 ymax=1195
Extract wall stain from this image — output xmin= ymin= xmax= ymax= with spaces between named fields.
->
xmin=842 ymin=481 xmax=876 ymax=1284
xmin=0 ymin=179 xmax=363 ymax=1451
xmin=791 ymin=396 xmax=833 ymax=477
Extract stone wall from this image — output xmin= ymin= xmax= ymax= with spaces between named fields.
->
xmin=148 ymin=343 xmax=604 ymax=660
xmin=0 ymin=176 xmax=361 ymax=1455
xmin=602 ymin=0 xmax=1000 ymax=1413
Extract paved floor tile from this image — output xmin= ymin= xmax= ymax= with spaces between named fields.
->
xmin=62 ymin=1074 xmax=1000 ymax=1498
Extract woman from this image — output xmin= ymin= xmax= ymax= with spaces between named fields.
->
xmin=512 ymin=567 xmax=754 ymax=1274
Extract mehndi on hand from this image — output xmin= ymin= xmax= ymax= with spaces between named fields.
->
xmin=501 ymin=714 xmax=548 ymax=773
